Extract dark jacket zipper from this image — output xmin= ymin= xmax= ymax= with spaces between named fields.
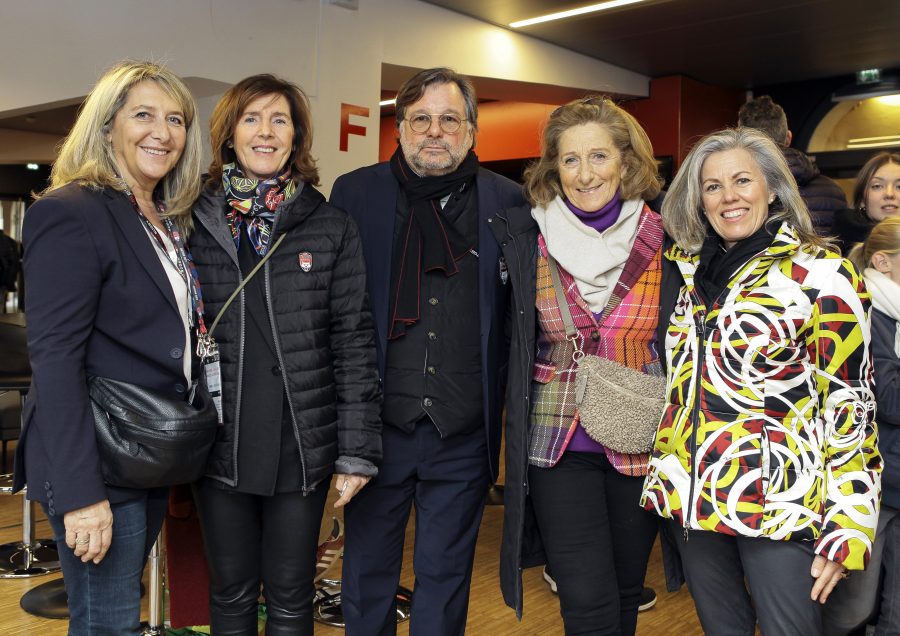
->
xmin=263 ymin=256 xmax=309 ymax=493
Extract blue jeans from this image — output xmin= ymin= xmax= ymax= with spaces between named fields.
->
xmin=44 ymin=491 xmax=168 ymax=635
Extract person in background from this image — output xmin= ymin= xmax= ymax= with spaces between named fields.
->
xmin=738 ymin=95 xmax=847 ymax=237
xmin=188 ymin=74 xmax=381 ymax=635
xmin=0 ymin=226 xmax=18 ymax=312
xmin=15 ymin=60 xmax=203 ymax=634
xmin=495 ymin=96 xmax=677 ymax=635
xmin=834 ymin=151 xmax=900 ymax=251
xmin=641 ymin=127 xmax=881 ymax=635
xmin=331 ymin=67 xmax=524 ymax=636
xmin=825 ymin=216 xmax=900 ymax=636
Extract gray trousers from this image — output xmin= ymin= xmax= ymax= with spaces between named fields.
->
xmin=824 ymin=505 xmax=900 ymax=636
xmin=671 ymin=521 xmax=823 ymax=636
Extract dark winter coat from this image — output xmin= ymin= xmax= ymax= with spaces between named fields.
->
xmin=330 ymin=164 xmax=525 ymax=481
xmin=491 ymin=203 xmax=684 ymax=617
xmin=872 ymin=308 xmax=900 ymax=509
xmin=782 ymin=147 xmax=847 ymax=237
xmin=15 ymin=184 xmax=189 ymax=514
xmin=189 ymin=183 xmax=381 ymax=492
xmin=833 ymin=207 xmax=875 ymax=255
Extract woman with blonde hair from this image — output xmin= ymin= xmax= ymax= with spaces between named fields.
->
xmin=15 ymin=60 xmax=203 ymax=634
xmin=496 ymin=96 xmax=678 ymax=634
xmin=641 ymin=127 xmax=880 ymax=635
xmin=826 ymin=216 xmax=900 ymax=635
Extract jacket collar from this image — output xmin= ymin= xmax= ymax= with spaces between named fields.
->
xmin=102 ymin=188 xmax=179 ymax=315
xmin=668 ymin=220 xmax=801 ymax=277
xmin=193 ymin=181 xmax=325 ymax=263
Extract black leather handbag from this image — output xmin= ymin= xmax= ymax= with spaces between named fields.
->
xmin=89 ymin=376 xmax=218 ymax=489
xmin=88 ymin=233 xmax=288 ymax=489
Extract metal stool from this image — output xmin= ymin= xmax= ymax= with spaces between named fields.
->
xmin=313 ymin=579 xmax=413 ymax=628
xmin=141 ymin=531 xmax=166 ymax=635
xmin=0 ymin=476 xmax=60 ymax=578
xmin=0 ymin=315 xmax=58 ymax=578
xmin=21 ymin=534 xmax=159 ymax=622
xmin=310 ymin=518 xmax=412 ymax=628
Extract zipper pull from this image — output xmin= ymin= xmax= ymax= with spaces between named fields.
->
xmin=683 ymin=526 xmax=690 ymax=542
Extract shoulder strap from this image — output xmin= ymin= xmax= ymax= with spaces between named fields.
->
xmin=207 ymin=233 xmax=288 ymax=339
xmin=546 ymin=252 xmax=578 ymax=340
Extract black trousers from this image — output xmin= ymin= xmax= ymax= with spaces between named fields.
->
xmin=529 ymin=451 xmax=659 ymax=636
xmin=671 ymin=521 xmax=823 ymax=636
xmin=193 ymin=480 xmax=328 ymax=636
xmin=342 ymin=422 xmax=490 ymax=636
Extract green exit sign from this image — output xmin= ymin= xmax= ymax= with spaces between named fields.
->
xmin=857 ymin=69 xmax=881 ymax=84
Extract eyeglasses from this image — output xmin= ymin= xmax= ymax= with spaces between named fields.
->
xmin=405 ymin=113 xmax=467 ymax=134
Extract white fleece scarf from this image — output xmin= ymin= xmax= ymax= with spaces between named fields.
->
xmin=532 ymin=195 xmax=644 ymax=313
xmin=865 ymin=267 xmax=900 ymax=356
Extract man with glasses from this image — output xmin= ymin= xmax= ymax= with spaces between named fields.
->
xmin=331 ymin=67 xmax=524 ymax=635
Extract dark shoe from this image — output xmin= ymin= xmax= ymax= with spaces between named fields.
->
xmin=638 ymin=586 xmax=657 ymax=612
xmin=542 ymin=565 xmax=557 ymax=594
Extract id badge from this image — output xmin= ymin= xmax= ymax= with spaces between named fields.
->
xmin=203 ymin=354 xmax=223 ymax=425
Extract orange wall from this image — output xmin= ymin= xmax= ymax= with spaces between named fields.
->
xmin=378 ymin=77 xmax=743 ymax=170
xmin=624 ymin=75 xmax=744 ymax=168
xmin=379 ymin=102 xmax=556 ymax=163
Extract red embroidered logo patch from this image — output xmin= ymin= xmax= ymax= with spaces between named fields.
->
xmin=298 ymin=252 xmax=313 ymax=272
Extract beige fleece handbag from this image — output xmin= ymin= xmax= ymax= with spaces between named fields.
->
xmin=547 ymin=254 xmax=666 ymax=454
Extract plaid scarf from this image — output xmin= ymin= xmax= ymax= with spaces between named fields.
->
xmin=222 ymin=162 xmax=296 ymax=255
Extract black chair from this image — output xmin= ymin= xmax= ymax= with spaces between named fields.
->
xmin=0 ymin=315 xmax=61 ymax=579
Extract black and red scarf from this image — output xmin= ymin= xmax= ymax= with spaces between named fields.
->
xmin=387 ymin=147 xmax=478 ymax=339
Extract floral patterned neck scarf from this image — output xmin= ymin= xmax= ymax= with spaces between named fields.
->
xmin=222 ymin=162 xmax=297 ymax=255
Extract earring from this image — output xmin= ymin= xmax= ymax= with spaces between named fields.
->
xmin=768 ymin=195 xmax=775 ymax=204
xmin=227 ymin=141 xmax=234 ymax=148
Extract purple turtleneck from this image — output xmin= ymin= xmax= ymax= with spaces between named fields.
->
xmin=563 ymin=191 xmax=624 ymax=455
xmin=565 ymin=189 xmax=623 ymax=234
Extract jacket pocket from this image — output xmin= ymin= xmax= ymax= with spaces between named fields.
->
xmin=760 ymin=423 xmax=823 ymax=540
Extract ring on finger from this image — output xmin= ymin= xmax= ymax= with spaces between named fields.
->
xmin=75 ymin=537 xmax=90 ymax=545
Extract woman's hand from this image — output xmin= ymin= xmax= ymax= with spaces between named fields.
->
xmin=333 ymin=474 xmax=371 ymax=508
xmin=810 ymin=554 xmax=847 ymax=603
xmin=63 ymin=500 xmax=113 ymax=564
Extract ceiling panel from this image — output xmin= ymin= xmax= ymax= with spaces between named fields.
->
xmin=424 ymin=0 xmax=900 ymax=88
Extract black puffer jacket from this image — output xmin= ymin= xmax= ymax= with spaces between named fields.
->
xmin=189 ymin=183 xmax=381 ymax=491
xmin=783 ymin=146 xmax=847 ymax=236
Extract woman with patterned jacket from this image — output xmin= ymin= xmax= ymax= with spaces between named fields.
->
xmin=640 ymin=127 xmax=881 ymax=636
xmin=493 ymin=97 xmax=681 ymax=635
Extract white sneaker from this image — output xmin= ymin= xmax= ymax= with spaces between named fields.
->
xmin=542 ymin=566 xmax=558 ymax=594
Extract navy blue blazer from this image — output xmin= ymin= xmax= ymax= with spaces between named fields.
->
xmin=330 ymin=162 xmax=525 ymax=480
xmin=14 ymin=183 xmax=190 ymax=516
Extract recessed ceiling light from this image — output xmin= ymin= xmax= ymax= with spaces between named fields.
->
xmin=26 ymin=163 xmax=39 ymax=170
xmin=846 ymin=134 xmax=900 ymax=150
xmin=510 ymin=0 xmax=649 ymax=28
xmin=379 ymin=98 xmax=396 ymax=107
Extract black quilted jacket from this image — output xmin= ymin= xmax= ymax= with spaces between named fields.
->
xmin=783 ymin=147 xmax=848 ymax=236
xmin=189 ymin=183 xmax=382 ymax=491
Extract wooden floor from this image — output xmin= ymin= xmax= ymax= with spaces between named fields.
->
xmin=0 ymin=442 xmax=705 ymax=635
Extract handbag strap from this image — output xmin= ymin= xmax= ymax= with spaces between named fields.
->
xmin=545 ymin=253 xmax=583 ymax=360
xmin=207 ymin=232 xmax=288 ymax=340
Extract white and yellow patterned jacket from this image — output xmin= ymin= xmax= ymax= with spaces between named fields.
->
xmin=641 ymin=222 xmax=881 ymax=570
